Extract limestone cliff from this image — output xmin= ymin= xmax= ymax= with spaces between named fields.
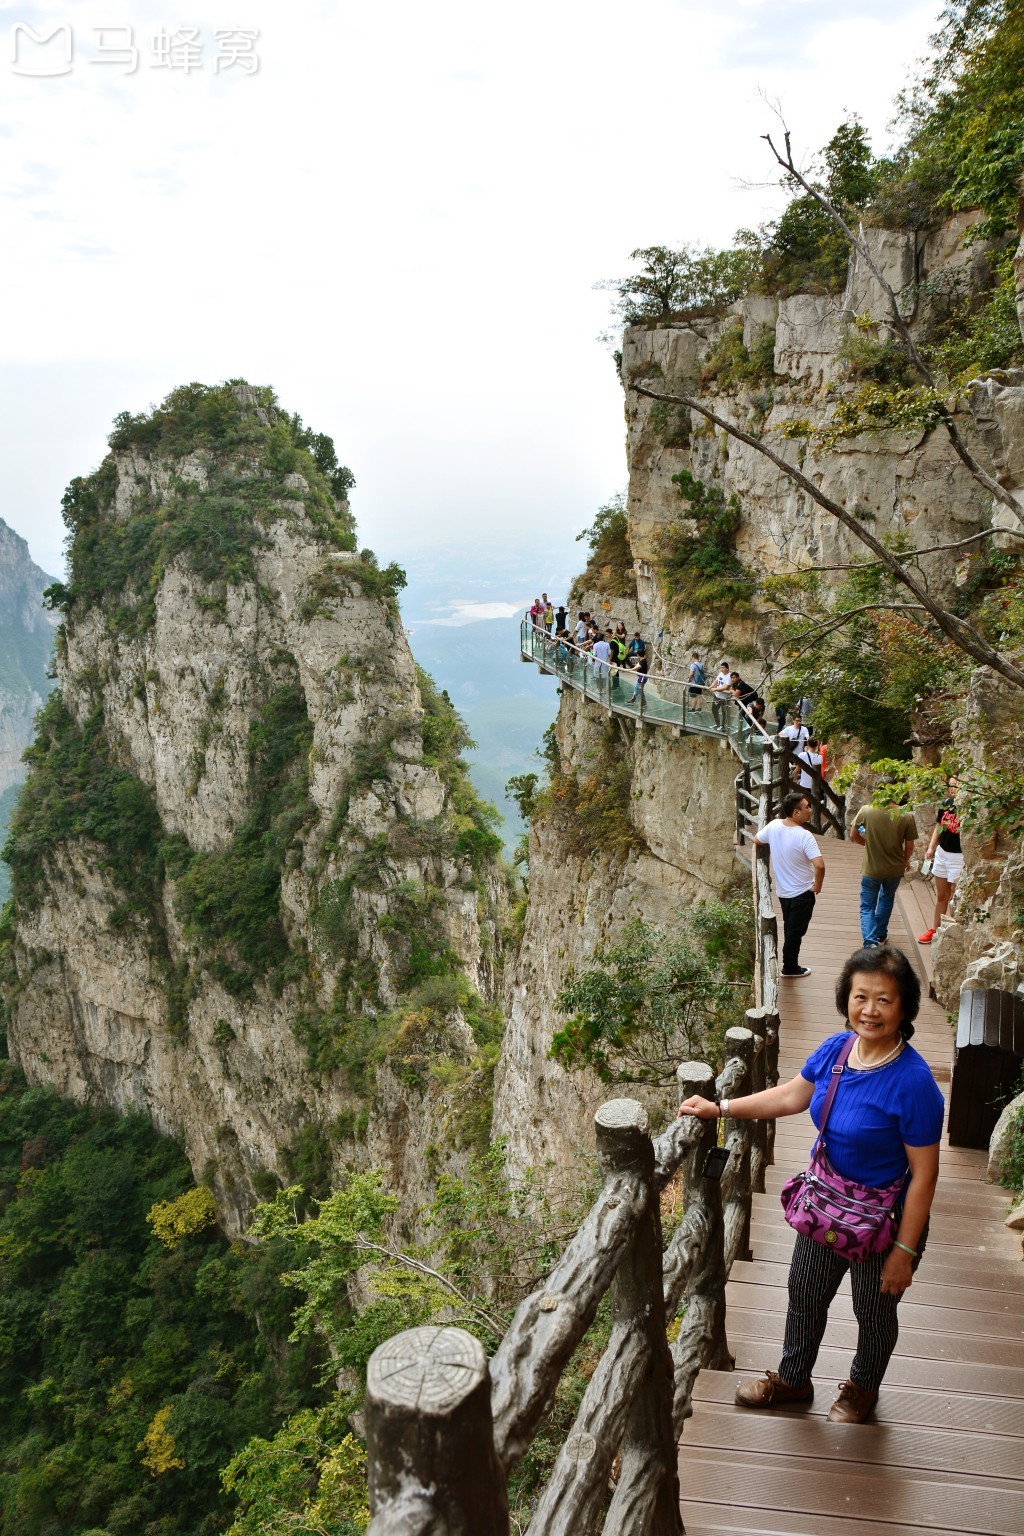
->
xmin=0 ymin=517 xmax=56 ymax=899
xmin=493 ymin=693 xmax=741 ymax=1170
xmin=1 ymin=383 xmax=509 ymax=1234
xmin=496 ymin=215 xmax=1024 ymax=1169
xmin=623 ymin=215 xmax=1003 ymax=658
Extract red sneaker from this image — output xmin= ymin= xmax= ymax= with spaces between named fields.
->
xmin=917 ymin=928 xmax=935 ymax=945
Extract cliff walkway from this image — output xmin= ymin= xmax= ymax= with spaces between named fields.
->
xmin=678 ymin=838 xmax=1024 ymax=1536
xmin=357 ymin=636 xmax=1021 ymax=1534
xmin=519 ymin=618 xmax=848 ymax=840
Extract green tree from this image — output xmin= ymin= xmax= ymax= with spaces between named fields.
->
xmin=767 ymin=118 xmax=880 ymax=291
xmin=573 ymin=492 xmax=636 ymax=599
xmin=599 ymin=239 xmax=762 ymax=324
xmin=895 ymin=0 xmax=1024 ymax=239
xmin=552 ymin=900 xmax=754 ymax=1086
xmin=764 ymin=560 xmax=972 ymax=757
xmin=658 ymin=470 xmax=756 ymax=617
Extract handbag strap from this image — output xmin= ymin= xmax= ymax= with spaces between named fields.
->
xmin=815 ymin=1033 xmax=857 ymax=1143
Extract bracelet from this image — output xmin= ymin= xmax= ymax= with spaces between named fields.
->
xmin=719 ymin=1099 xmax=729 ymax=1119
xmin=892 ymin=1239 xmax=917 ymax=1258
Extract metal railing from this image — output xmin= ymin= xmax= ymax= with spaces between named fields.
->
xmin=520 ymin=619 xmax=772 ymax=767
xmin=520 ymin=617 xmax=847 ymax=840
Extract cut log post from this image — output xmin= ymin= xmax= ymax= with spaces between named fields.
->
xmin=754 ymin=840 xmax=779 ymax=1019
xmin=763 ymin=1007 xmax=781 ymax=1165
xmin=365 ymin=1326 xmax=507 ymax=1535
xmin=530 ymin=1099 xmax=681 ymax=1536
xmin=744 ymin=1007 xmax=770 ymax=1194
xmin=670 ymin=1063 xmax=731 ymax=1436
xmin=720 ymin=1028 xmax=754 ymax=1268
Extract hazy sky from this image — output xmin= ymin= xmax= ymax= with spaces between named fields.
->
xmin=0 ymin=0 xmax=940 ymax=617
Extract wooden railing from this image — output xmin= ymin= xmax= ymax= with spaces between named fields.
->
xmin=357 ymin=627 xmax=812 ymax=1531
xmin=735 ymin=741 xmax=846 ymax=843
xmin=364 ymin=1015 xmax=779 ymax=1535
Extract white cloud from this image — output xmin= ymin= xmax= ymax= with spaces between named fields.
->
xmin=411 ymin=601 xmax=525 ymax=628
xmin=0 ymin=0 xmax=943 ymax=581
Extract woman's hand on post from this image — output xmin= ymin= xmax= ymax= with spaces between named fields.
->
xmin=678 ymin=1095 xmax=719 ymax=1120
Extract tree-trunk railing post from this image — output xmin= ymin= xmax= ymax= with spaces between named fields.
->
xmin=744 ymin=1006 xmax=770 ymax=1194
xmin=599 ymin=1102 xmax=684 ymax=1536
xmin=365 ymin=1325 xmax=508 ymax=1535
xmin=669 ymin=1063 xmax=731 ymax=1436
xmin=528 ymin=1099 xmax=681 ymax=1536
xmin=719 ymin=1028 xmax=755 ymax=1268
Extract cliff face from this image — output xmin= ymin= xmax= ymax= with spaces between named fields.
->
xmin=623 ymin=215 xmax=1005 ymax=656
xmin=492 ymin=690 xmax=740 ymax=1169
xmin=496 ymin=217 xmax=1024 ymax=1168
xmin=1 ymin=385 xmax=508 ymax=1234
xmin=0 ymin=518 xmax=56 ymax=900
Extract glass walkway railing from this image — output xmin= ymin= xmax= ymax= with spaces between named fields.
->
xmin=520 ymin=619 xmax=774 ymax=767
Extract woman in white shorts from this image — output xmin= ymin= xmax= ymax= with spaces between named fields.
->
xmin=918 ymin=776 xmax=962 ymax=945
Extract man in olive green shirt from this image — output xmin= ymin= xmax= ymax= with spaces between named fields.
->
xmin=850 ymin=802 xmax=918 ymax=945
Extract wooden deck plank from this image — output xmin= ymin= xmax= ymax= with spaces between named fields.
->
xmin=740 ymin=1233 xmax=1023 ymax=1284
xmin=692 ymin=1369 xmax=1024 ymax=1437
xmin=678 ymin=1453 xmax=1024 ymax=1534
xmin=678 ymin=839 xmax=1023 ymax=1536
xmin=722 ymin=1303 xmax=1024 ymax=1367
xmin=681 ymin=1508 xmax=990 ymax=1536
xmin=725 ymin=1279 xmax=1024 ymax=1337
xmin=681 ymin=1403 xmax=1024 ymax=1481
xmin=726 ymin=1260 xmax=1024 ymax=1318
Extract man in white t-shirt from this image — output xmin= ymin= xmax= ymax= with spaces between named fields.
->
xmin=710 ymin=660 xmax=732 ymax=727
xmin=591 ymin=635 xmax=612 ymax=687
xmin=754 ymin=791 xmax=825 ymax=978
xmin=779 ymin=713 xmax=810 ymax=753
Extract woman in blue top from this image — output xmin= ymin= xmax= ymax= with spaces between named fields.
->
xmin=679 ymin=945 xmax=943 ymax=1424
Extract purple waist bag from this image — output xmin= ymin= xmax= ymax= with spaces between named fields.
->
xmin=780 ymin=1034 xmax=906 ymax=1263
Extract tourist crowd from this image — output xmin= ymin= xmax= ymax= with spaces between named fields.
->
xmin=527 ymin=598 xmax=813 ymax=741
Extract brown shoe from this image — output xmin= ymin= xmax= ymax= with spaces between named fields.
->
xmin=735 ymin=1370 xmax=813 ymax=1409
xmin=827 ymin=1380 xmax=878 ymax=1423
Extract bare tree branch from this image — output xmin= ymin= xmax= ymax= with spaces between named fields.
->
xmin=631 ymin=380 xmax=1024 ymax=691
xmin=352 ymin=1237 xmax=506 ymax=1336
xmin=765 ymin=603 xmax=931 ymax=668
xmin=809 ymin=526 xmax=1024 ymax=572
xmin=762 ymin=127 xmax=1024 ymax=528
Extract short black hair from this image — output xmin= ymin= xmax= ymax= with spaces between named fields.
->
xmin=835 ymin=946 xmax=920 ymax=1039
xmin=781 ymin=791 xmax=810 ymax=817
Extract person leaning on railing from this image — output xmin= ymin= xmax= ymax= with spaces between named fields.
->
xmin=729 ymin=672 xmax=757 ymax=737
xmin=679 ymin=944 xmax=943 ymax=1425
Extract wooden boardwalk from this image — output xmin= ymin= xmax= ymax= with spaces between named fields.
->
xmin=678 ymin=840 xmax=1024 ymax=1536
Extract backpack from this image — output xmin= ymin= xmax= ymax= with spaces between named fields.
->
xmin=691 ymin=661 xmax=706 ymax=686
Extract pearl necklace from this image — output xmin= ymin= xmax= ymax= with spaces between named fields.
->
xmin=851 ymin=1037 xmax=904 ymax=1071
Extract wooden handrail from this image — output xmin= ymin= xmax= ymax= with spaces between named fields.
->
xmin=361 ymin=626 xmax=796 ymax=1530
xmin=489 ymin=1110 xmax=653 ymax=1472
xmin=365 ymin=1039 xmax=759 ymax=1533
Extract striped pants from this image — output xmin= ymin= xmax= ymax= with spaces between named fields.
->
xmin=778 ymin=1229 xmax=925 ymax=1394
